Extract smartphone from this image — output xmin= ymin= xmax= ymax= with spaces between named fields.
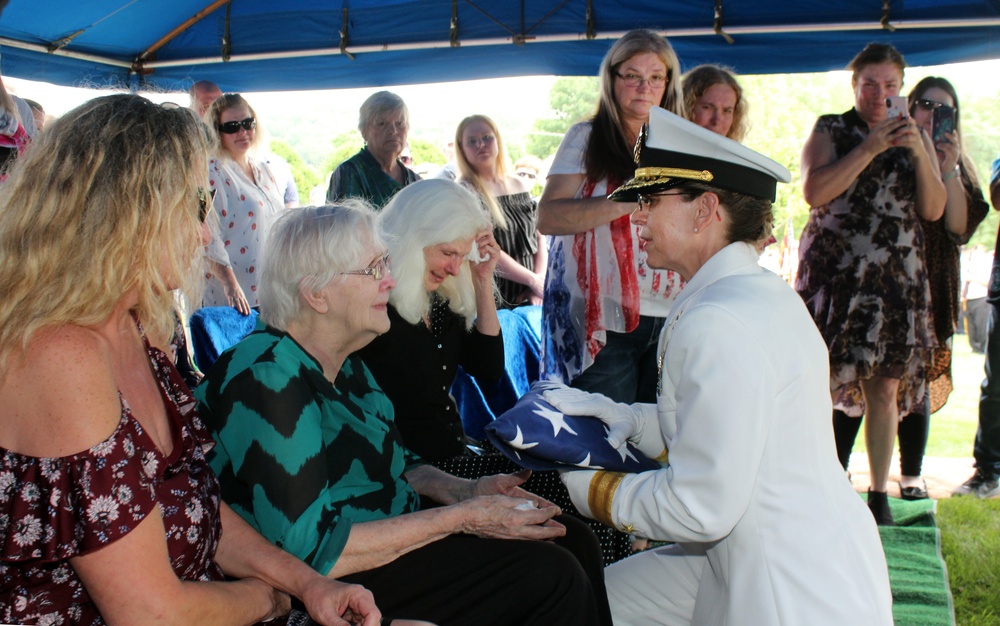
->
xmin=933 ymin=105 xmax=956 ymax=143
xmin=885 ymin=96 xmax=908 ymax=120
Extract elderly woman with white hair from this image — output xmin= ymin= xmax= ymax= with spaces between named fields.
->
xmin=357 ymin=179 xmax=613 ymax=623
xmin=195 ymin=200 xmax=606 ymax=626
xmin=326 ymin=91 xmax=420 ymax=209
xmin=358 ymin=178 xmax=505 ymax=462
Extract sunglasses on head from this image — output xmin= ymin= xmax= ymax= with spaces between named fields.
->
xmin=197 ymin=187 xmax=217 ymax=223
xmin=218 ymin=117 xmax=256 ymax=134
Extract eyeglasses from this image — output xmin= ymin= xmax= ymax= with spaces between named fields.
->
xmin=218 ymin=117 xmax=256 ymax=134
xmin=615 ymin=72 xmax=667 ymax=89
xmin=464 ymin=134 xmax=495 ymax=149
xmin=197 ymin=187 xmax=217 ymax=222
xmin=914 ymin=98 xmax=947 ymax=112
xmin=637 ymin=191 xmax=691 ymax=209
xmin=516 ymin=170 xmax=537 ymax=180
xmin=341 ymin=253 xmax=391 ymax=281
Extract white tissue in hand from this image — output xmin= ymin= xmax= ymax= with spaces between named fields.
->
xmin=515 ymin=500 xmax=539 ymax=511
xmin=466 ymin=246 xmax=489 ymax=263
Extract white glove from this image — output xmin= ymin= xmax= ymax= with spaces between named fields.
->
xmin=559 ymin=469 xmax=596 ymax=519
xmin=542 ymin=384 xmax=645 ymax=449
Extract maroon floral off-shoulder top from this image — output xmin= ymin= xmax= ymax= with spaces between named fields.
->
xmin=0 ymin=321 xmax=225 ymax=625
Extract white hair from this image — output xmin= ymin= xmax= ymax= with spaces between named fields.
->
xmin=378 ymin=179 xmax=492 ymax=329
xmin=258 ymin=202 xmax=382 ymax=330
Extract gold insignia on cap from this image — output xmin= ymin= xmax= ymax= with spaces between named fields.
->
xmin=633 ymin=167 xmax=714 ymax=182
xmin=633 ymin=123 xmax=648 ymax=165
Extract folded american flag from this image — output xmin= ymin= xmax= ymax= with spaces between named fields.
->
xmin=485 ymin=381 xmax=664 ymax=472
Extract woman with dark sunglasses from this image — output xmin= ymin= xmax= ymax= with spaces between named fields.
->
xmin=203 ymin=93 xmax=285 ymax=315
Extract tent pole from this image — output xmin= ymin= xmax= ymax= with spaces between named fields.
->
xmin=0 ymin=36 xmax=133 ymax=68
xmin=3 ymin=15 xmax=998 ymax=73
xmin=141 ymin=16 xmax=1000 ymax=69
xmin=135 ymin=0 xmax=229 ymax=64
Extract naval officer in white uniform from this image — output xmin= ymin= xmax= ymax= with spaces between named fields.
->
xmin=547 ymin=107 xmax=894 ymax=626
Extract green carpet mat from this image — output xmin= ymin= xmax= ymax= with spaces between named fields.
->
xmin=866 ymin=495 xmax=956 ymax=626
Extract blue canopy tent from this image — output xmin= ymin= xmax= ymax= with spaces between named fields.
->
xmin=1 ymin=1 xmax=999 ymax=92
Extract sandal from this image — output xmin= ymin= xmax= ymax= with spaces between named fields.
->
xmin=899 ymin=479 xmax=929 ymax=501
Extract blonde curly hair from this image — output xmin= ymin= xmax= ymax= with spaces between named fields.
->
xmin=0 ymin=94 xmax=210 ymax=371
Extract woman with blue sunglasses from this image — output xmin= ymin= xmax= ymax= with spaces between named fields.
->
xmin=203 ymin=93 xmax=285 ymax=315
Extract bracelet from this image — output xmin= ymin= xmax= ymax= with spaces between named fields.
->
xmin=942 ymin=166 xmax=960 ymax=181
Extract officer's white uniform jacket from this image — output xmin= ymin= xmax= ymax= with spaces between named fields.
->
xmin=607 ymin=242 xmax=893 ymax=626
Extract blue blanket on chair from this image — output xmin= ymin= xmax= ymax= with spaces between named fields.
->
xmin=453 ymin=305 xmax=542 ymax=441
xmin=189 ymin=306 xmax=258 ymax=372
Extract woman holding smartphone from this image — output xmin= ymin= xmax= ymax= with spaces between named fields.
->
xmin=796 ymin=44 xmax=946 ymax=526
xmin=893 ymin=78 xmax=990 ymax=498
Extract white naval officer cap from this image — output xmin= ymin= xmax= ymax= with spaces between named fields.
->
xmin=609 ymin=106 xmax=791 ymax=203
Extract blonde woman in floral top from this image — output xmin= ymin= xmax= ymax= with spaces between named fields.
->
xmin=0 ymin=95 xmax=379 ymax=626
xmin=204 ymin=93 xmax=284 ymax=314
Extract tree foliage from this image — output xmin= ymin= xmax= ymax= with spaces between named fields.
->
xmin=270 ymin=139 xmax=320 ymax=204
xmin=526 ymin=77 xmax=599 ymax=159
xmin=321 ymin=130 xmax=365 ymax=176
xmin=409 ymin=137 xmax=445 ymax=167
xmin=279 ymin=67 xmax=999 ymax=249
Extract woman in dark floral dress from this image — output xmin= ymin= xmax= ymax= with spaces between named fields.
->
xmin=0 ymin=95 xmax=378 ymax=625
xmin=893 ymin=77 xmax=990 ymax=498
xmin=796 ymin=44 xmax=946 ymax=525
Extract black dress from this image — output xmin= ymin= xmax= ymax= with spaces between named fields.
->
xmin=359 ymin=297 xmax=636 ymax=566
xmin=493 ymin=191 xmax=539 ymax=308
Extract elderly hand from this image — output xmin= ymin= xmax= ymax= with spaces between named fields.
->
xmin=300 ymin=578 xmax=381 ymax=626
xmin=559 ymin=470 xmax=596 ymax=519
xmin=470 ymin=229 xmax=501 ymax=282
xmin=472 ymin=469 xmax=557 ymax=510
xmin=542 ymin=384 xmax=645 ymax=449
xmin=458 ymin=494 xmax=565 ymax=540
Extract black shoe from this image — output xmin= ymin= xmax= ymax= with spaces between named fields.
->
xmin=899 ymin=479 xmax=929 ymax=501
xmin=867 ymin=489 xmax=896 ymax=526
xmin=952 ymin=470 xmax=1000 ymax=499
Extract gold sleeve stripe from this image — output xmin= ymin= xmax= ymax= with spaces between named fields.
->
xmin=588 ymin=471 xmax=627 ymax=529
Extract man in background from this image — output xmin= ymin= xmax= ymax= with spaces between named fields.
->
xmin=189 ymin=79 xmax=222 ymax=119
xmin=955 ymin=156 xmax=1000 ymax=499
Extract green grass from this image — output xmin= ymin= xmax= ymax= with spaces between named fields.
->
xmin=939 ymin=497 xmax=1000 ymax=625
xmin=839 ymin=332 xmax=998 ymax=624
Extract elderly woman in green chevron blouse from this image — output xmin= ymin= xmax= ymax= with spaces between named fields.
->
xmin=195 ymin=202 xmax=608 ymax=626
